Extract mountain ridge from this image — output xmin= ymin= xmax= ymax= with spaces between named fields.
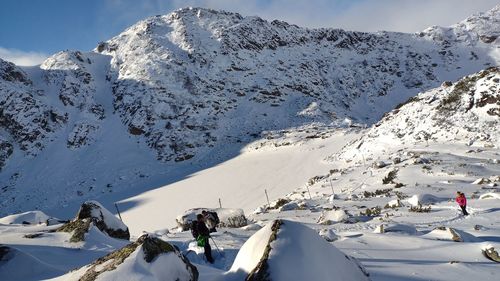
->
xmin=0 ymin=5 xmax=499 ymax=215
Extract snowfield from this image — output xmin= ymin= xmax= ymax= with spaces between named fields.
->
xmin=1 ymin=4 xmax=500 ymax=281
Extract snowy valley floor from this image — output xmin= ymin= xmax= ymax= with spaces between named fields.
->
xmin=1 ymin=131 xmax=500 ymax=280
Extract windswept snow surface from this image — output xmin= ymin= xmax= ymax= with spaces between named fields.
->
xmin=119 ymin=132 xmax=357 ymax=235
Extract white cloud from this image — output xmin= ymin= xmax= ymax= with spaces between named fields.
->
xmin=168 ymin=0 xmax=499 ymax=32
xmin=0 ymin=47 xmax=48 ymax=66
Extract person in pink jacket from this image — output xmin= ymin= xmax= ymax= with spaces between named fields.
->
xmin=456 ymin=191 xmax=469 ymax=216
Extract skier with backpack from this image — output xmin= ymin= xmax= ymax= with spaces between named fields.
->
xmin=191 ymin=214 xmax=214 ymax=263
xmin=455 ymin=191 xmax=469 ymax=216
xmin=202 ymin=210 xmax=219 ymax=233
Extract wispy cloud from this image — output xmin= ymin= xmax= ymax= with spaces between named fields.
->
xmin=0 ymin=47 xmax=48 ymax=66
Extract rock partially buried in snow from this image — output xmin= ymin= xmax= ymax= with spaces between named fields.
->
xmin=54 ymin=234 xmax=198 ymax=281
xmin=424 ymin=227 xmax=480 ymax=242
xmin=57 ymin=201 xmax=130 ymax=242
xmin=319 ymin=228 xmax=339 ymax=242
xmin=472 ymin=178 xmax=491 ymax=185
xmin=218 ymin=220 xmax=370 ymax=281
xmin=278 ymin=202 xmax=299 ymax=212
xmin=373 ymin=224 xmax=419 ymax=235
xmin=176 ymin=208 xmax=247 ymax=231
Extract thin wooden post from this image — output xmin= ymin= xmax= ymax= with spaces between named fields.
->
xmin=114 ymin=203 xmax=123 ymax=221
xmin=306 ymin=185 xmax=312 ymax=200
xmin=329 ymin=179 xmax=334 ymax=195
xmin=265 ymin=189 xmax=270 ymax=208
xmin=218 ymin=198 xmax=222 ymax=209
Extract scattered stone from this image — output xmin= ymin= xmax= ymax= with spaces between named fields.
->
xmin=483 ymin=246 xmax=500 ymax=263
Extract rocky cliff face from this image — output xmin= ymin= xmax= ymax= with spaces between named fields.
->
xmin=0 ymin=6 xmax=499 ymax=215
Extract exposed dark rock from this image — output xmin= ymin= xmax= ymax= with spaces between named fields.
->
xmin=483 ymin=246 xmax=500 ymax=263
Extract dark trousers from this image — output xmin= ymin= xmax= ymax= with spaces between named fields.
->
xmin=204 ymin=238 xmax=214 ymax=263
xmin=460 ymin=205 xmax=469 ymax=216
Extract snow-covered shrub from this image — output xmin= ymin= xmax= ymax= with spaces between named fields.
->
xmin=382 ymin=169 xmax=398 ymax=184
xmin=408 ymin=205 xmax=432 ymax=213
xmin=385 ymin=199 xmax=402 ymax=208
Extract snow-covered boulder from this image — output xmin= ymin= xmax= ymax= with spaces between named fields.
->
xmin=0 ymin=210 xmax=59 ymax=225
xmin=374 ymin=224 xmax=419 ymax=235
xmin=479 ymin=192 xmax=500 ymax=200
xmin=53 ymin=234 xmax=198 ymax=281
xmin=176 ymin=208 xmax=247 ymax=231
xmin=57 ymin=201 xmax=130 ymax=242
xmin=0 ymin=245 xmax=64 ymax=280
xmin=218 ymin=220 xmax=370 ymax=281
xmin=423 ymin=227 xmax=480 ymax=242
xmin=407 ymin=194 xmax=442 ymax=207
xmin=317 ymin=209 xmax=350 ymax=225
xmin=278 ymin=202 xmax=299 ymax=212
xmin=319 ymin=228 xmax=339 ymax=242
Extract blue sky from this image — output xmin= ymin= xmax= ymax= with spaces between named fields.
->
xmin=1 ymin=0 xmax=498 ymax=65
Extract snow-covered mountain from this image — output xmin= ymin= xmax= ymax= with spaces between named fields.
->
xmin=334 ymin=66 xmax=500 ymax=162
xmin=0 ymin=5 xmax=499 ymax=216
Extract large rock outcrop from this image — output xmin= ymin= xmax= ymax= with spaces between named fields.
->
xmin=57 ymin=201 xmax=130 ymax=242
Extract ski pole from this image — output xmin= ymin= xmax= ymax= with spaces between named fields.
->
xmin=210 ymin=236 xmax=222 ymax=256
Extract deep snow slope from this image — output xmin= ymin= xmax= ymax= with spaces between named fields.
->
xmin=1 ymin=5 xmax=500 ymax=216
